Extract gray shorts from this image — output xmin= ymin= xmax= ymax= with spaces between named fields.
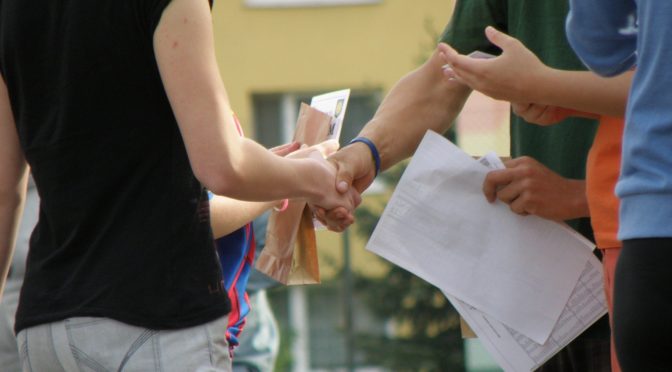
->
xmin=17 ymin=316 xmax=231 ymax=372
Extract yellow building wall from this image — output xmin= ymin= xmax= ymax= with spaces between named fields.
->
xmin=206 ymin=0 xmax=523 ymax=283
xmin=210 ymin=1 xmax=457 ymax=280
xmin=212 ymin=0 xmax=455 ymax=133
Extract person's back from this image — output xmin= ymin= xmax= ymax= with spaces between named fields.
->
xmin=0 ymin=0 xmax=232 ymax=369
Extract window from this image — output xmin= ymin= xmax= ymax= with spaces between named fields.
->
xmin=245 ymin=0 xmax=381 ymax=8
xmin=252 ymin=90 xmax=381 ymax=149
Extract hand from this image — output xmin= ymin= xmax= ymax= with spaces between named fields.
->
xmin=511 ymin=102 xmax=573 ymax=126
xmin=302 ymin=149 xmax=362 ymax=232
xmin=439 ymin=26 xmax=546 ymax=103
xmin=285 ymin=140 xmax=340 ymax=160
xmin=482 ymin=156 xmax=589 ymax=221
xmin=272 ymin=140 xmax=356 ymax=231
xmin=270 ymin=141 xmax=301 ymax=156
xmin=312 ymin=142 xmax=377 ymax=231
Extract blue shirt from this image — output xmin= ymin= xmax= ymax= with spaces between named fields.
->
xmin=567 ymin=0 xmax=672 ymax=239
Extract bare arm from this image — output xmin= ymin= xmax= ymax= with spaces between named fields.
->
xmin=329 ymin=47 xmax=473 ymax=194
xmin=209 ymin=196 xmax=275 ymax=239
xmin=440 ymin=26 xmax=632 ymax=118
xmin=209 ymin=141 xmax=348 ymax=237
xmin=0 ymin=73 xmax=29 ymax=300
xmin=153 ymin=0 xmax=358 ymax=213
xmin=438 ymin=28 xmax=602 ymax=222
xmin=360 ymin=48 xmax=472 ymax=171
xmin=316 ymin=48 xmax=471 ymax=230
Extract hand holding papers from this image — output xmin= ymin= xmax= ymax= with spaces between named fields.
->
xmin=366 ymin=131 xmax=606 ymax=370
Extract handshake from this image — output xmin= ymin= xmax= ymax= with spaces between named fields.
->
xmin=278 ymin=136 xmax=379 ymax=233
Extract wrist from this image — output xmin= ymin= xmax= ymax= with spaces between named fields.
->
xmin=348 ymin=137 xmax=381 ymax=177
xmin=567 ymin=179 xmax=590 ymax=219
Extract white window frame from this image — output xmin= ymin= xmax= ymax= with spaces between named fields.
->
xmin=245 ymin=0 xmax=381 ymax=8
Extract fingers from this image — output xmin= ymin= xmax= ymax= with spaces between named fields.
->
xmin=286 ymin=140 xmax=339 ymax=160
xmin=482 ymin=169 xmax=515 ymax=202
xmin=328 ymin=144 xmax=372 ymax=194
xmin=511 ymin=102 xmax=532 ymax=116
xmin=270 ymin=141 xmax=301 ymax=156
xmin=311 ymin=177 xmax=362 ymax=232
xmin=438 ymin=43 xmax=495 ymax=90
xmin=484 ymin=26 xmax=516 ymax=51
xmin=515 ymin=103 xmax=547 ymax=122
xmin=311 ymin=204 xmax=354 ymax=232
xmin=508 ymin=197 xmax=530 ymax=216
xmin=333 ymin=159 xmax=354 ymax=194
xmin=311 ymin=139 xmax=340 ymax=158
xmin=315 ymin=206 xmax=354 ymax=232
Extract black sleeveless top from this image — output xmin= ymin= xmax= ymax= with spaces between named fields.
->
xmin=0 ymin=0 xmax=231 ymax=332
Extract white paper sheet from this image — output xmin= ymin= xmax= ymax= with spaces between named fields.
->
xmin=366 ymin=131 xmax=596 ymax=344
xmin=449 ymin=254 xmax=607 ymax=372
xmin=310 ymin=89 xmax=350 ymax=142
xmin=309 ymin=89 xmax=351 ymax=230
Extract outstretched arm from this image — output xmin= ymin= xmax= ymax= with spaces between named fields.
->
xmin=440 ymin=26 xmax=633 ymax=118
xmin=154 ymin=0 xmax=358 ymax=213
xmin=316 ymin=47 xmax=471 ymax=230
xmin=210 ymin=141 xmax=354 ymax=237
xmin=0 ymin=73 xmax=29 ymax=300
xmin=329 ymin=47 xmax=473 ymax=195
xmin=438 ymin=27 xmax=619 ymax=222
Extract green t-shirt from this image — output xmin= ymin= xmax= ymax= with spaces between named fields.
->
xmin=440 ymin=0 xmax=598 ymax=239
xmin=441 ymin=0 xmax=609 ymax=342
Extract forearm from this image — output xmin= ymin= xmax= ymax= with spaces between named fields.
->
xmin=206 ymin=137 xmax=325 ymax=201
xmin=359 ymin=49 xmax=472 ymax=171
xmin=155 ymin=0 xmax=333 ymax=204
xmin=209 ymin=196 xmax=276 ymax=239
xmin=536 ymin=69 xmax=633 ymax=117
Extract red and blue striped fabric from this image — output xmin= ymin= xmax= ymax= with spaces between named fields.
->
xmin=215 ymin=223 xmax=256 ymax=350
xmin=215 ymin=111 xmax=256 ymax=352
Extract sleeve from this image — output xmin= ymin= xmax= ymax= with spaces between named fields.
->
xmin=566 ymin=0 xmax=637 ymax=77
xmin=146 ymin=0 xmax=176 ymax=34
xmin=439 ymin=0 xmax=508 ymax=56
xmin=145 ymin=0 xmax=213 ymax=36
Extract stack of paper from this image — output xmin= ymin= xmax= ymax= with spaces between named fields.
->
xmin=366 ymin=131 xmax=607 ymax=371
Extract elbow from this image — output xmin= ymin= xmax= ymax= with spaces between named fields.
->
xmin=575 ymin=48 xmax=636 ymax=78
xmin=192 ymin=162 xmax=244 ymax=198
xmin=566 ymin=14 xmax=637 ymax=77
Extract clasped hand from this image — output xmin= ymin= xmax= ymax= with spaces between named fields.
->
xmin=280 ymin=140 xmax=362 ymax=232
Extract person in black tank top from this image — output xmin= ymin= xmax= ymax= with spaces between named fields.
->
xmin=0 ymin=0 xmax=360 ymax=370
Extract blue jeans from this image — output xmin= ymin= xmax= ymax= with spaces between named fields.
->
xmin=17 ymin=316 xmax=231 ymax=372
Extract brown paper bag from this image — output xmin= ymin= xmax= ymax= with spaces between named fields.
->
xmin=255 ymin=103 xmax=331 ymax=285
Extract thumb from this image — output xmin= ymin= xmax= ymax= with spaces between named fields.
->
xmin=328 ymin=154 xmax=355 ymax=194
xmin=484 ymin=26 xmax=516 ymax=51
xmin=336 ymin=165 xmax=354 ymax=194
xmin=311 ymin=139 xmax=340 ymax=158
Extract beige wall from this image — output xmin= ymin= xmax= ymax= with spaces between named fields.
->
xmin=212 ymin=0 xmax=455 ymax=135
